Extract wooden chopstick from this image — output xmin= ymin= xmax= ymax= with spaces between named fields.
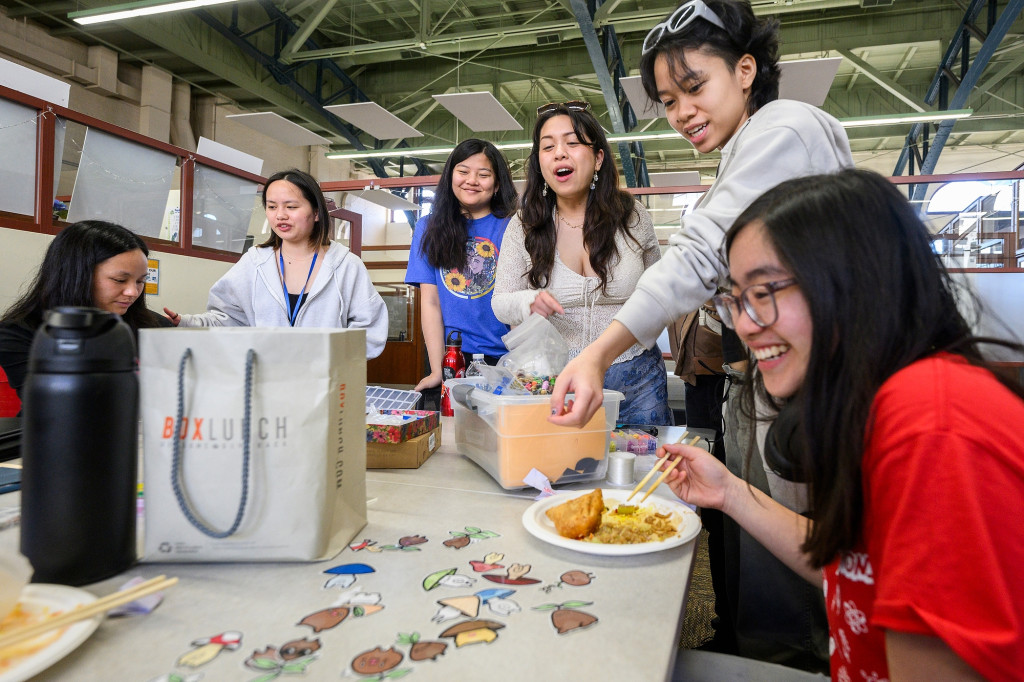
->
xmin=625 ymin=431 xmax=690 ymax=502
xmin=635 ymin=434 xmax=703 ymax=504
xmin=0 ymin=575 xmax=178 ymax=650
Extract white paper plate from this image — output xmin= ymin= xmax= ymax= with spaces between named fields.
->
xmin=0 ymin=584 xmax=102 ymax=682
xmin=522 ymin=488 xmax=701 ymax=556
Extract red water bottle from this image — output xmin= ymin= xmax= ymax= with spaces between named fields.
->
xmin=440 ymin=330 xmax=465 ymax=416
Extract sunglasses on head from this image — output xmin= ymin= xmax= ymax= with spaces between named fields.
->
xmin=536 ymin=100 xmax=592 ymax=116
xmin=641 ymin=0 xmax=727 ymax=56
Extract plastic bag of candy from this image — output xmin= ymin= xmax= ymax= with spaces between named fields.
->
xmin=497 ymin=314 xmax=569 ymax=395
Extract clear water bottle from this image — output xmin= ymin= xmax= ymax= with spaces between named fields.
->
xmin=20 ymin=307 xmax=139 ymax=586
xmin=465 ymin=353 xmax=486 ymax=378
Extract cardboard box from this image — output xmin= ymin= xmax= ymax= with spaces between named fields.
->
xmin=366 ymin=409 xmax=440 ymax=443
xmin=367 ymin=425 xmax=442 ymax=469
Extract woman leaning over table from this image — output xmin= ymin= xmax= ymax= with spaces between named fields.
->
xmin=549 ymin=0 xmax=851 ymax=424
xmin=491 ymin=101 xmax=671 ymax=425
xmin=659 ymin=169 xmax=1024 ymax=682
xmin=405 ymin=138 xmax=518 ymax=393
xmin=164 ymin=168 xmax=388 ymax=359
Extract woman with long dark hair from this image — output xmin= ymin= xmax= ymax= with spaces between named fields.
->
xmin=0 ymin=220 xmax=169 ymax=399
xmin=660 ymin=169 xmax=1024 ymax=681
xmin=164 ymin=168 xmax=388 ymax=359
xmin=405 ymin=139 xmax=517 ymax=391
xmin=491 ymin=102 xmax=670 ymax=425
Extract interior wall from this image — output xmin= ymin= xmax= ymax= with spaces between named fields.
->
xmin=0 ymin=226 xmax=233 ymax=318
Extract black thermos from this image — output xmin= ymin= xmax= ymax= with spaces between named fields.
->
xmin=21 ymin=307 xmax=138 ymax=585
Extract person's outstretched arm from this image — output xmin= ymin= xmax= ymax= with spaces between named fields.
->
xmin=548 ymin=321 xmax=636 ymax=426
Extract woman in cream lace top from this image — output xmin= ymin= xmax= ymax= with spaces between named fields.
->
xmin=492 ymin=101 xmax=672 ymax=424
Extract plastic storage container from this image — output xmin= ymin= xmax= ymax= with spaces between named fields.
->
xmin=446 ymin=378 xmax=623 ymax=489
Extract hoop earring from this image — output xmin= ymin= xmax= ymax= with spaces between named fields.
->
xmin=542 ymin=183 xmax=548 ymax=197
xmin=590 ymin=171 xmax=599 ymax=190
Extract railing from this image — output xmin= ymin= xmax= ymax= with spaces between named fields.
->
xmin=0 ymin=83 xmax=266 ymax=263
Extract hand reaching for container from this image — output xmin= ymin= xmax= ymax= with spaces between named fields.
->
xmin=529 ymin=290 xmax=564 ymax=318
xmin=163 ymin=307 xmax=181 ymax=326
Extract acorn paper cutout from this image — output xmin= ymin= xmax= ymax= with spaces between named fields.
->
xmin=533 ymin=601 xmax=599 ymax=634
xmin=438 ymin=620 xmax=506 ymax=647
xmin=176 ymin=631 xmax=242 ymax=668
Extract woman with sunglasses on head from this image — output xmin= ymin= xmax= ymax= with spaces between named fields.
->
xmin=405 ymin=139 xmax=518 ymax=393
xmin=551 ymin=0 xmax=851 ymax=422
xmin=660 ymin=169 xmax=1024 ymax=682
xmin=491 ymin=101 xmax=671 ymax=425
xmin=164 ymin=168 xmax=388 ymax=359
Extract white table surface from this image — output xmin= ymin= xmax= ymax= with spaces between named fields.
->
xmin=0 ymin=418 xmax=699 ymax=681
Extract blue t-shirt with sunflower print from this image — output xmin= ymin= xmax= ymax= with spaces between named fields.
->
xmin=406 ymin=213 xmax=511 ymax=357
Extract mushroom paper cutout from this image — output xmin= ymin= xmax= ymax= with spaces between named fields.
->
xmin=422 ymin=568 xmax=477 ymax=591
xmin=439 ymin=620 xmax=506 ymax=647
xmin=431 ymin=587 xmax=520 ymax=623
xmin=176 ymin=630 xmax=243 ymax=668
xmin=482 ymin=563 xmax=541 ymax=585
xmin=323 ymin=562 xmax=375 ymax=589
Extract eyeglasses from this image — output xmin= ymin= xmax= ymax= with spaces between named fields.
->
xmin=712 ymin=279 xmax=797 ymax=330
xmin=536 ymin=100 xmax=591 ymax=116
xmin=641 ymin=0 xmax=727 ymax=56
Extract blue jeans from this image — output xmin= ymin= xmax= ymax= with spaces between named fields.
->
xmin=604 ymin=345 xmax=673 ymax=426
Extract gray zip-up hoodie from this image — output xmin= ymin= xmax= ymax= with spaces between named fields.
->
xmin=616 ymin=99 xmax=853 ymax=347
xmin=179 ymin=241 xmax=388 ymax=359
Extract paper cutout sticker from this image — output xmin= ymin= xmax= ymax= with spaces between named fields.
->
xmin=482 ymin=563 xmax=540 ymax=585
xmin=176 ymin=631 xmax=242 ymax=668
xmin=396 ymin=632 xmax=447 ymax=662
xmin=323 ymin=563 xmax=375 ymax=589
xmin=541 ymin=570 xmax=595 ymax=592
xmin=533 ymin=601 xmax=599 ymax=634
xmin=244 ymin=638 xmax=319 ymax=680
xmin=438 ymin=620 xmax=505 ymax=647
xmin=443 ymin=526 xmax=500 ymax=549
xmin=350 ymin=646 xmax=409 ymax=678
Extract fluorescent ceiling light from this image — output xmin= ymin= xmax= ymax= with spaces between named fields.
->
xmin=326 ymin=110 xmax=973 ymax=161
xmin=840 ymin=109 xmax=972 ymax=128
xmin=69 ymin=0 xmax=240 ymax=25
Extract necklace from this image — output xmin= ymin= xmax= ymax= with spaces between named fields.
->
xmin=280 ymin=249 xmax=316 ymax=265
xmin=555 ymin=206 xmax=584 ymax=230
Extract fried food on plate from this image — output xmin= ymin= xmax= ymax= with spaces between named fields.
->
xmin=545 ymin=489 xmax=603 ymax=539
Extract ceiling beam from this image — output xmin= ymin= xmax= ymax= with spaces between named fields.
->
xmin=837 ymin=47 xmax=928 ymax=112
xmin=280 ymin=0 xmax=339 ymax=62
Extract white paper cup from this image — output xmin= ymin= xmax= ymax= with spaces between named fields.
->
xmin=0 ymin=551 xmax=32 ymax=620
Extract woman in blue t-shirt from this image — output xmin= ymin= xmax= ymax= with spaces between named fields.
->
xmin=405 ymin=139 xmax=518 ymax=392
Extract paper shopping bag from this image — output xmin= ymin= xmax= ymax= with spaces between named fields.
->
xmin=139 ymin=327 xmax=367 ymax=562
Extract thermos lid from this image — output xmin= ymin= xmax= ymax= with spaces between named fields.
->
xmin=445 ymin=329 xmax=462 ymax=347
xmin=29 ymin=307 xmax=137 ymax=374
